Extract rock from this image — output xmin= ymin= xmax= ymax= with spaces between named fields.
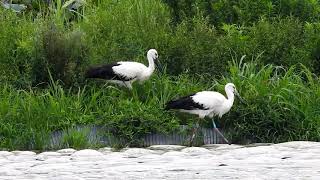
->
xmin=57 ymin=148 xmax=77 ymax=156
xmin=35 ymin=155 xmax=46 ymax=161
xmin=7 ymin=151 xmax=36 ymax=161
xmin=98 ymin=147 xmax=113 ymax=154
xmin=3 ymin=162 xmax=34 ymax=171
xmin=245 ymin=143 xmax=274 ymax=147
xmin=0 ymin=159 xmax=10 ymax=166
xmin=71 ymin=149 xmax=104 ymax=160
xmin=0 ymin=141 xmax=319 ymax=179
xmin=274 ymin=141 xmax=320 ymax=149
xmin=215 ymin=144 xmax=244 ymax=150
xmin=148 ymin=145 xmax=186 ymax=151
xmin=44 ymin=157 xmax=71 ymax=163
xmin=181 ymin=147 xmax=211 ymax=156
xmin=122 ymin=148 xmax=157 ymax=158
xmin=36 ymin=152 xmax=61 ymax=161
xmin=11 ymin=151 xmax=36 ymax=156
xmin=39 ymin=152 xmax=61 ymax=157
xmin=27 ymin=164 xmax=72 ymax=174
xmin=54 ymin=175 xmax=85 ymax=180
xmin=72 ymin=149 xmax=103 ymax=157
xmin=35 ymin=152 xmax=62 ymax=161
xmin=0 ymin=151 xmax=13 ymax=157
xmin=0 ymin=168 xmax=24 ymax=176
xmin=7 ymin=155 xmax=35 ymax=161
xmin=202 ymin=144 xmax=244 ymax=151
xmin=103 ymin=152 xmax=126 ymax=159
xmin=137 ymin=154 xmax=162 ymax=160
xmin=162 ymin=151 xmax=188 ymax=157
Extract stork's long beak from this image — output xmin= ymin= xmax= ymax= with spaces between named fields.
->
xmin=154 ymin=57 xmax=164 ymax=74
xmin=235 ymin=89 xmax=246 ymax=104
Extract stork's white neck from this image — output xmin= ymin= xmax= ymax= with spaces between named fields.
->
xmin=225 ymin=87 xmax=235 ymax=108
xmin=145 ymin=54 xmax=155 ymax=76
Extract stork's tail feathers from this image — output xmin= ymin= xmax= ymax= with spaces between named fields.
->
xmin=165 ymin=94 xmax=202 ymax=111
xmin=85 ymin=63 xmax=119 ymax=79
xmin=164 ymin=100 xmax=173 ymax=110
xmin=85 ymin=67 xmax=99 ymax=79
xmin=165 ymin=99 xmax=182 ymax=110
xmin=85 ymin=65 xmax=109 ymax=79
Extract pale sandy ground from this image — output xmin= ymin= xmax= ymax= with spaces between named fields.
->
xmin=0 ymin=141 xmax=319 ymax=180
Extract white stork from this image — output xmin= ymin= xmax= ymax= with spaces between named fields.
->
xmin=85 ymin=49 xmax=159 ymax=89
xmin=165 ymin=83 xmax=243 ymax=146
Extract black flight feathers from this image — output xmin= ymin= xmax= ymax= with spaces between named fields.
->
xmin=165 ymin=94 xmax=209 ymax=111
xmin=85 ymin=63 xmax=136 ymax=81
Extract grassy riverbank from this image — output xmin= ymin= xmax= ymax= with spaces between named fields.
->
xmin=0 ymin=0 xmax=319 ymax=150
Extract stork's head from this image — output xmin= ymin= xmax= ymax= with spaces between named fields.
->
xmin=225 ymin=83 xmax=245 ymax=103
xmin=147 ymin=49 xmax=159 ymax=61
xmin=225 ymin=83 xmax=237 ymax=94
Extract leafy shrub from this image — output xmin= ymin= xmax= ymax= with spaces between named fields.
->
xmin=273 ymin=0 xmax=320 ymax=22
xmin=248 ymin=18 xmax=309 ymax=67
xmin=210 ymin=18 xmax=318 ymax=74
xmin=164 ymin=16 xmax=223 ymax=76
xmin=0 ymin=7 xmax=88 ymax=88
xmin=31 ymin=23 xmax=88 ymax=87
xmin=218 ymin=58 xmax=320 ymax=143
xmin=163 ymin=0 xmax=320 ymax=28
xmin=303 ymin=22 xmax=320 ymax=73
xmin=0 ymin=8 xmax=36 ymax=87
xmin=81 ymin=0 xmax=172 ymax=65
xmin=208 ymin=0 xmax=273 ymax=26
xmin=2 ymin=0 xmax=319 ymax=83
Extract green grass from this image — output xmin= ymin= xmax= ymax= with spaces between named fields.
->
xmin=0 ymin=60 xmax=319 ymax=150
xmin=0 ymin=0 xmax=320 ymax=150
xmin=0 ymin=72 xmax=210 ymax=150
xmin=218 ymin=58 xmax=320 ymax=143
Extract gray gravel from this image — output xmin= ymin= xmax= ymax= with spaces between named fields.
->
xmin=0 ymin=141 xmax=319 ymax=179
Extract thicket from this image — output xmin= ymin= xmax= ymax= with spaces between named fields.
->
xmin=0 ymin=0 xmax=319 ymax=149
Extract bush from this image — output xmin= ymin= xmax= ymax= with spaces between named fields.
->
xmin=248 ymin=18 xmax=308 ymax=67
xmin=164 ymin=16 xmax=223 ymax=76
xmin=208 ymin=18 xmax=318 ymax=74
xmin=303 ymin=22 xmax=320 ymax=73
xmin=2 ymin=1 xmax=319 ymax=83
xmin=81 ymin=0 xmax=172 ymax=65
xmin=218 ymin=58 xmax=320 ymax=143
xmin=0 ymin=7 xmax=88 ymax=88
xmin=273 ymin=0 xmax=320 ymax=22
xmin=163 ymin=0 xmax=320 ymax=27
xmin=0 ymin=8 xmax=36 ymax=87
xmin=31 ymin=23 xmax=88 ymax=87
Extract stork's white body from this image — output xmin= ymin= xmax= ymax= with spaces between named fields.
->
xmin=182 ymin=90 xmax=235 ymax=119
xmin=112 ymin=61 xmax=155 ymax=88
xmin=166 ymin=84 xmax=237 ymax=119
xmin=85 ymin=49 xmax=158 ymax=89
xmin=165 ymin=83 xmax=239 ymax=145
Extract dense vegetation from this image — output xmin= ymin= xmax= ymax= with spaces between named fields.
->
xmin=0 ymin=0 xmax=319 ymax=150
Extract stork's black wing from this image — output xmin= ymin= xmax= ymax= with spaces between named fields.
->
xmin=165 ymin=94 xmax=209 ymax=110
xmin=85 ymin=63 xmax=135 ymax=81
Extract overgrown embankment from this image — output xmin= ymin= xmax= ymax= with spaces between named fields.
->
xmin=0 ymin=0 xmax=319 ymax=150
